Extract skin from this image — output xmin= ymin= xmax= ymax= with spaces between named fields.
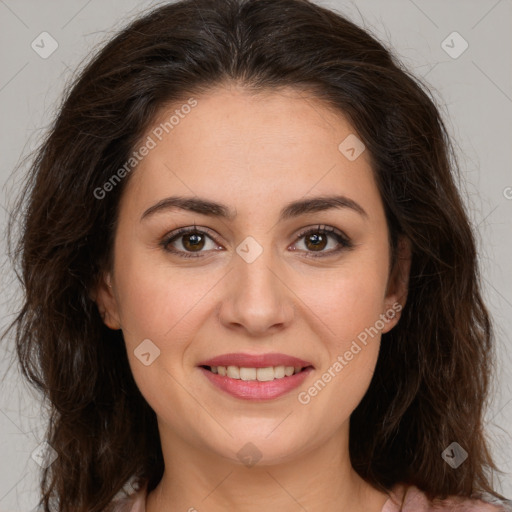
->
xmin=96 ymin=83 xmax=411 ymax=512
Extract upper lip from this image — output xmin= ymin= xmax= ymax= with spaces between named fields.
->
xmin=198 ymin=353 xmax=314 ymax=369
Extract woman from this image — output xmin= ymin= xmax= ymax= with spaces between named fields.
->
xmin=5 ymin=0 xmax=512 ymax=511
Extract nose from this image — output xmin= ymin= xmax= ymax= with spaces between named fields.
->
xmin=217 ymin=242 xmax=295 ymax=337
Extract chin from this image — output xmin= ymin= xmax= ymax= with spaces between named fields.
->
xmin=212 ymin=429 xmax=311 ymax=468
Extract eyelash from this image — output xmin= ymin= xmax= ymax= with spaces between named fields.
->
xmin=160 ymin=224 xmax=353 ymax=259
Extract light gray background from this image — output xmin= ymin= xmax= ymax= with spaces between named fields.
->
xmin=0 ymin=0 xmax=511 ymax=510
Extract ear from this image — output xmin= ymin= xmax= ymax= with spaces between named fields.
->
xmin=91 ymin=272 xmax=122 ymax=330
xmin=381 ymin=235 xmax=411 ymax=334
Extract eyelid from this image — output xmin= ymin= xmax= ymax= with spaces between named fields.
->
xmin=291 ymin=224 xmax=353 ymax=256
xmin=160 ymin=224 xmax=353 ymax=258
xmin=293 ymin=224 xmax=350 ymax=244
xmin=159 ymin=225 xmax=223 ymax=258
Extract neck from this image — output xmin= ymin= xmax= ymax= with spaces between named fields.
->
xmin=146 ymin=421 xmax=390 ymax=512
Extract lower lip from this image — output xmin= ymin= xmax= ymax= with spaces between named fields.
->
xmin=199 ymin=366 xmax=314 ymax=401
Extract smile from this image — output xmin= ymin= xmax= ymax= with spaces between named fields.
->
xmin=204 ymin=365 xmax=306 ymax=381
xmin=199 ymin=364 xmax=314 ymax=401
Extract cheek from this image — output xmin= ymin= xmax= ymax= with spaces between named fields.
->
xmin=113 ymin=246 xmax=178 ymax=341
xmin=292 ymin=252 xmax=388 ymax=407
xmin=302 ymin=262 xmax=388 ymax=346
xmin=113 ymin=243 xmax=225 ymax=361
xmin=295 ymin=267 xmax=385 ymax=420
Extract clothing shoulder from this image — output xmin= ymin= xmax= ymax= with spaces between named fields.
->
xmin=383 ymin=484 xmax=512 ymax=512
xmin=106 ymin=481 xmax=147 ymax=512
xmin=107 ymin=480 xmax=512 ymax=512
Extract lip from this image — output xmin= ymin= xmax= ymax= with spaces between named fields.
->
xmin=198 ymin=352 xmax=313 ymax=369
xmin=199 ymin=366 xmax=314 ymax=401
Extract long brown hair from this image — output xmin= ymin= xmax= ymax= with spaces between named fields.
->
xmin=4 ymin=0 xmax=506 ymax=510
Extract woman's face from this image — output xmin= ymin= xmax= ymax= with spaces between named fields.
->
xmin=97 ymin=84 xmax=410 ymax=466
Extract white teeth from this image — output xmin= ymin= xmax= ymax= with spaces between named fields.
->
xmin=240 ymin=367 xmax=256 ymax=381
xmin=256 ymin=367 xmax=274 ymax=382
xmin=227 ymin=366 xmax=240 ymax=379
xmin=274 ymin=366 xmax=285 ymax=378
xmin=284 ymin=366 xmax=294 ymax=377
xmin=209 ymin=365 xmax=304 ymax=381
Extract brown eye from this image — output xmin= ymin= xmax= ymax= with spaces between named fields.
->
xmin=161 ymin=227 xmax=222 ymax=258
xmin=304 ymin=232 xmax=328 ymax=251
xmin=181 ymin=232 xmax=206 ymax=252
xmin=293 ymin=225 xmax=352 ymax=258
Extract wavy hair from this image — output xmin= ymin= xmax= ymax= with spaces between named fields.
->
xmin=4 ymin=0 xmax=505 ymax=510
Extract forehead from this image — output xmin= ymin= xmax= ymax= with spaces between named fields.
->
xmin=122 ymin=84 xmax=383 ymax=221
xmin=149 ymin=84 xmax=358 ymax=162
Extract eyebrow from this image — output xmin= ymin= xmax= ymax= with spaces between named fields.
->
xmin=140 ymin=194 xmax=368 ymax=222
